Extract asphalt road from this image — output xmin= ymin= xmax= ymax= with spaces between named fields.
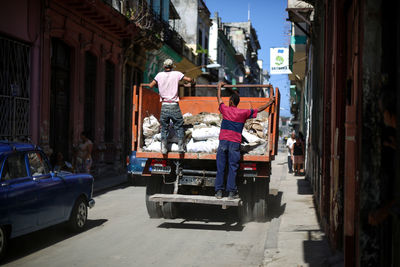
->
xmin=2 ymin=184 xmax=271 ymax=266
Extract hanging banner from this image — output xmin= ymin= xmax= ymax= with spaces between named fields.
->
xmin=270 ymin=47 xmax=292 ymax=74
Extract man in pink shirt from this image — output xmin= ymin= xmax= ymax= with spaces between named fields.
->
xmin=149 ymin=59 xmax=195 ymax=153
xmin=215 ymin=82 xmax=274 ymax=199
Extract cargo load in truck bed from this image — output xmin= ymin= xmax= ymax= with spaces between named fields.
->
xmin=132 ymin=84 xmax=280 ymax=162
xmin=141 ymin=111 xmax=269 ymax=155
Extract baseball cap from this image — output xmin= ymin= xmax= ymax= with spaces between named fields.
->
xmin=163 ymin=59 xmax=174 ymax=68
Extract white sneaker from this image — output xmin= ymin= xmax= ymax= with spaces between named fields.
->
xmin=178 ymin=140 xmax=186 ymax=153
xmin=161 ymin=141 xmax=168 ymax=154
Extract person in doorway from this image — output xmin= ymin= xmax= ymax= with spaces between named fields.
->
xmin=292 ymin=134 xmax=305 ymax=175
xmin=149 ymin=59 xmax=195 ymax=154
xmin=286 ymin=132 xmax=296 ymax=173
xmin=215 ymin=82 xmax=274 ymax=199
xmin=76 ymin=131 xmax=93 ymax=173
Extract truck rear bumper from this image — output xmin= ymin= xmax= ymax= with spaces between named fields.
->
xmin=149 ymin=194 xmax=241 ymax=208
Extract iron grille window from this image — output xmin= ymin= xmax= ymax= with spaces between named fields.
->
xmin=0 ymin=36 xmax=31 ymax=140
xmin=84 ymin=52 xmax=97 ymax=141
xmin=104 ymin=61 xmax=115 ymax=142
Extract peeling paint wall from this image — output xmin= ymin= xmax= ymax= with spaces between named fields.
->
xmin=359 ymin=0 xmax=399 ymax=265
xmin=307 ymin=0 xmax=399 ymax=265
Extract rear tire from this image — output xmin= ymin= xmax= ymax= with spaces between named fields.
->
xmin=0 ymin=226 xmax=8 ymax=261
xmin=252 ymin=178 xmax=268 ymax=222
xmin=238 ymin=179 xmax=253 ymax=223
xmin=68 ymin=197 xmax=88 ymax=232
xmin=161 ymin=182 xmax=178 ymax=219
xmin=145 ymin=176 xmax=163 ymax=218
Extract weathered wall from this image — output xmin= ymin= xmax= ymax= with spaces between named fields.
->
xmin=209 ymin=14 xmax=219 ymax=62
xmin=0 ymin=0 xmax=42 ymax=144
xmin=360 ymin=0 xmax=399 ymax=266
xmin=359 ymin=0 xmax=383 ymax=265
xmin=171 ymin=0 xmax=198 ymax=45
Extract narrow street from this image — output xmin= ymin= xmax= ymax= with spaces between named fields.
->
xmin=1 ymin=149 xmax=332 ymax=267
xmin=0 ymin=0 xmax=398 ymax=265
xmin=3 ymin=187 xmax=268 ymax=267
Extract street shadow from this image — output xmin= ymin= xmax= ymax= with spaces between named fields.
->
xmin=2 ymin=219 xmax=107 ymax=263
xmin=132 ymin=176 xmax=147 ymax=187
xmin=267 ymin=191 xmax=286 ymax=220
xmin=302 ymin=230 xmax=333 ymax=267
xmin=297 ymin=178 xmax=313 ymax=195
xmin=93 ymin=182 xmax=130 ymax=197
xmin=158 ymin=204 xmax=244 ymax=232
xmin=126 ymin=174 xmax=148 ymax=187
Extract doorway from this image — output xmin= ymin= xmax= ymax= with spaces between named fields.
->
xmin=50 ymin=38 xmax=71 ymax=162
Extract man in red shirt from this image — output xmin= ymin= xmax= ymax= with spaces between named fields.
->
xmin=215 ymin=82 xmax=274 ymax=199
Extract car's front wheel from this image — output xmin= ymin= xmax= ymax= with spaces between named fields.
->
xmin=68 ymin=197 xmax=88 ymax=232
xmin=0 ymin=226 xmax=7 ymax=261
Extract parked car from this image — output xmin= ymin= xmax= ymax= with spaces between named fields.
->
xmin=126 ymin=151 xmax=147 ymax=185
xmin=0 ymin=141 xmax=95 ymax=260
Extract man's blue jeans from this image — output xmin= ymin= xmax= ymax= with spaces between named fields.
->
xmin=160 ymin=103 xmax=184 ymax=141
xmin=215 ymin=140 xmax=241 ymax=193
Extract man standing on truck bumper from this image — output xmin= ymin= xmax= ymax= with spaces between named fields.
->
xmin=215 ymin=82 xmax=274 ymax=199
xmin=149 ymin=59 xmax=195 ymax=154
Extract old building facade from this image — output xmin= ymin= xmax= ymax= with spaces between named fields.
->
xmin=287 ymin=0 xmax=400 ymax=265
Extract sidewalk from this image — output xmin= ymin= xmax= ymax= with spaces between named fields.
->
xmin=262 ymin=152 xmax=339 ymax=267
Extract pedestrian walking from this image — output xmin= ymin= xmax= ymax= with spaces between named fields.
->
xmin=286 ymin=132 xmax=296 ymax=173
xmin=293 ymin=134 xmax=305 ymax=175
xmin=215 ymin=82 xmax=274 ymax=199
xmin=149 ymin=59 xmax=195 ymax=154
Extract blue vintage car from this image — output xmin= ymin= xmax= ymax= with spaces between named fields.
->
xmin=0 ymin=141 xmax=95 ymax=260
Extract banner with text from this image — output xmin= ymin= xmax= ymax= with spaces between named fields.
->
xmin=270 ymin=48 xmax=292 ymax=75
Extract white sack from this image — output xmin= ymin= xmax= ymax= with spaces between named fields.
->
xmin=143 ymin=141 xmax=161 ymax=152
xmin=242 ymin=129 xmax=263 ymax=143
xmin=143 ymin=115 xmax=160 ymax=137
xmin=192 ymin=126 xmax=220 ymax=141
xmin=153 ymin=133 xmax=161 ymax=141
xmin=241 ymin=141 xmax=267 ymax=155
xmin=186 ymin=139 xmax=219 ymax=153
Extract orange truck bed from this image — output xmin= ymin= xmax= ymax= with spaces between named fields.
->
xmin=133 ymin=84 xmax=280 ymax=162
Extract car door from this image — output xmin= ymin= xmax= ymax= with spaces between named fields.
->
xmin=1 ymin=152 xmax=39 ymax=237
xmin=27 ymin=151 xmax=66 ymax=226
xmin=0 ymin=157 xmax=8 ymax=227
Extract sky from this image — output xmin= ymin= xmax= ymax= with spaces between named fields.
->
xmin=204 ymin=0 xmax=291 ymax=117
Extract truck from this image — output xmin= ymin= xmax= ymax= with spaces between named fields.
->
xmin=131 ymin=83 xmax=280 ymax=222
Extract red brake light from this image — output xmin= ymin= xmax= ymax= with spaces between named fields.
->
xmin=150 ymin=159 xmax=167 ymax=167
xmin=240 ymin=163 xmax=257 ymax=171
